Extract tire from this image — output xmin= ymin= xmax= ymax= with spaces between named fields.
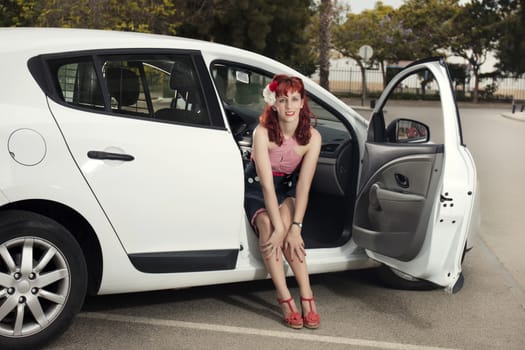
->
xmin=376 ymin=265 xmax=437 ymax=291
xmin=0 ymin=210 xmax=88 ymax=349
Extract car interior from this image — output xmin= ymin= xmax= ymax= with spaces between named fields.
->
xmin=210 ymin=63 xmax=361 ymax=249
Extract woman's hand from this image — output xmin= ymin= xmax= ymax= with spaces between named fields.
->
xmin=260 ymin=226 xmax=286 ymax=261
xmin=284 ymin=226 xmax=306 ymax=263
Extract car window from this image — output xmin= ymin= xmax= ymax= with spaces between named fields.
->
xmin=210 ymin=62 xmax=351 ymax=156
xmin=212 ymin=63 xmax=271 ymax=113
xmin=56 ymin=60 xmax=105 ymax=110
xmin=52 ymin=54 xmax=210 ymax=126
xmin=382 ymin=68 xmax=444 ymax=144
xmin=308 ymin=98 xmax=352 ymax=155
xmin=100 ymin=60 xmax=149 ymax=116
xmin=100 ymin=55 xmax=210 ymax=125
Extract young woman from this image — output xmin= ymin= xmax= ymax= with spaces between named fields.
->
xmin=244 ymin=75 xmax=322 ymax=329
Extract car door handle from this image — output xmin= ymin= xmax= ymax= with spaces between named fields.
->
xmin=87 ymin=150 xmax=135 ymax=161
xmin=394 ymin=173 xmax=410 ymax=188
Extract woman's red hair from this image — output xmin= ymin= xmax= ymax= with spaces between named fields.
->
xmin=259 ymin=74 xmax=316 ymax=146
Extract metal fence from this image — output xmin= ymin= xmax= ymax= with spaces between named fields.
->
xmin=325 ymin=68 xmax=525 ymax=101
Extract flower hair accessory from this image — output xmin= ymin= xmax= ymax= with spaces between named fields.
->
xmin=262 ymin=79 xmax=279 ymax=105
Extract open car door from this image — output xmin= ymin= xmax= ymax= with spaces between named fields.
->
xmin=352 ymin=58 xmax=477 ymax=292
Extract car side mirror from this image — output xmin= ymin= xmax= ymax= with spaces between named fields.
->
xmin=386 ymin=118 xmax=429 ymax=143
xmin=370 ymin=99 xmax=376 ymax=109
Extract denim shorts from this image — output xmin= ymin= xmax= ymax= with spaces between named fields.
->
xmin=244 ymin=161 xmax=298 ymax=228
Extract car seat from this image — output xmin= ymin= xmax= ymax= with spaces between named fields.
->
xmin=105 ymin=67 xmax=140 ymax=110
xmin=153 ymin=61 xmax=208 ymax=125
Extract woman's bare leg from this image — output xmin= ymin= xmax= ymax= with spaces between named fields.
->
xmin=255 ymin=212 xmax=298 ymax=316
xmin=279 ymin=198 xmax=317 ymax=315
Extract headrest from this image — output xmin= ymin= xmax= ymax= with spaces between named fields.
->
xmin=170 ymin=61 xmax=197 ymax=91
xmin=105 ymin=67 xmax=140 ymax=106
xmin=77 ymin=63 xmax=104 ymax=106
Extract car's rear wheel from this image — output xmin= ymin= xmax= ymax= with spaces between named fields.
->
xmin=0 ymin=210 xmax=87 ymax=349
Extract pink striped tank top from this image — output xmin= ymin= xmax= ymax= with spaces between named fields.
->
xmin=269 ymin=137 xmax=303 ymax=175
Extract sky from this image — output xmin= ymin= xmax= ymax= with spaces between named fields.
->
xmin=345 ymin=0 xmax=468 ymax=13
xmin=345 ymin=0 xmax=404 ymax=13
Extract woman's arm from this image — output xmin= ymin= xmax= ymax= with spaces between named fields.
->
xmin=294 ymin=128 xmax=322 ymax=225
xmin=252 ymin=126 xmax=286 ymax=250
xmin=285 ymin=129 xmax=322 ymax=261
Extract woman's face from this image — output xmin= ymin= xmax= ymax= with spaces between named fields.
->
xmin=273 ymin=90 xmax=304 ymax=124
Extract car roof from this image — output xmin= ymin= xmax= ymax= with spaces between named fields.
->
xmin=0 ymin=27 xmax=250 ymax=57
xmin=0 ymin=27 xmax=297 ymax=80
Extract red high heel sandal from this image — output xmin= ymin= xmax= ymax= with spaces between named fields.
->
xmin=277 ymin=297 xmax=303 ymax=329
xmin=301 ymin=296 xmax=320 ymax=329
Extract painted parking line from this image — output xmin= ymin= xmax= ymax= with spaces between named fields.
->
xmin=80 ymin=312 xmax=460 ymax=350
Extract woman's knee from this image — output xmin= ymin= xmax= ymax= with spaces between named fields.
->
xmin=255 ymin=213 xmax=272 ymax=238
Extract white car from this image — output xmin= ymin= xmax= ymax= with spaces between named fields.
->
xmin=0 ymin=28 xmax=478 ymax=349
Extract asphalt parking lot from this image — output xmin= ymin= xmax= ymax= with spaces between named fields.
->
xmin=47 ymin=235 xmax=525 ymax=350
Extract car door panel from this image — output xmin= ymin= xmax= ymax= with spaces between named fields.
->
xmin=352 ymin=58 xmax=477 ymax=290
xmin=48 ymin=100 xmax=244 ymax=255
xmin=354 ymin=143 xmax=443 ymax=261
xmin=357 ymin=142 xmax=443 ymax=191
xmin=44 ymin=53 xmax=244 ymax=267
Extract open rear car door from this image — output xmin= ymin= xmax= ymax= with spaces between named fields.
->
xmin=352 ymin=58 xmax=478 ymax=292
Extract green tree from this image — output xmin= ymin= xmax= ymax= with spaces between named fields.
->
xmin=395 ymin=0 xmax=460 ymax=95
xmin=0 ymin=0 xmax=43 ymax=26
xmin=3 ymin=0 xmax=178 ymax=35
xmin=496 ymin=0 xmax=525 ymax=76
xmin=333 ymin=1 xmax=458 ymax=88
xmin=175 ymin=0 xmax=317 ymax=75
xmin=370 ymin=7 xmax=414 ymax=84
xmin=3 ymin=0 xmax=317 ymax=74
xmin=319 ymin=0 xmax=333 ymax=89
xmin=265 ymin=0 xmax=317 ymax=75
xmin=333 ymin=1 xmax=400 ymax=103
xmin=1 ymin=0 xmax=21 ymax=26
xmin=396 ymin=0 xmax=460 ymax=59
xmin=449 ymin=0 xmax=502 ymax=102
xmin=176 ymin=0 xmax=274 ymax=52
xmin=301 ymin=5 xmax=321 ymax=76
